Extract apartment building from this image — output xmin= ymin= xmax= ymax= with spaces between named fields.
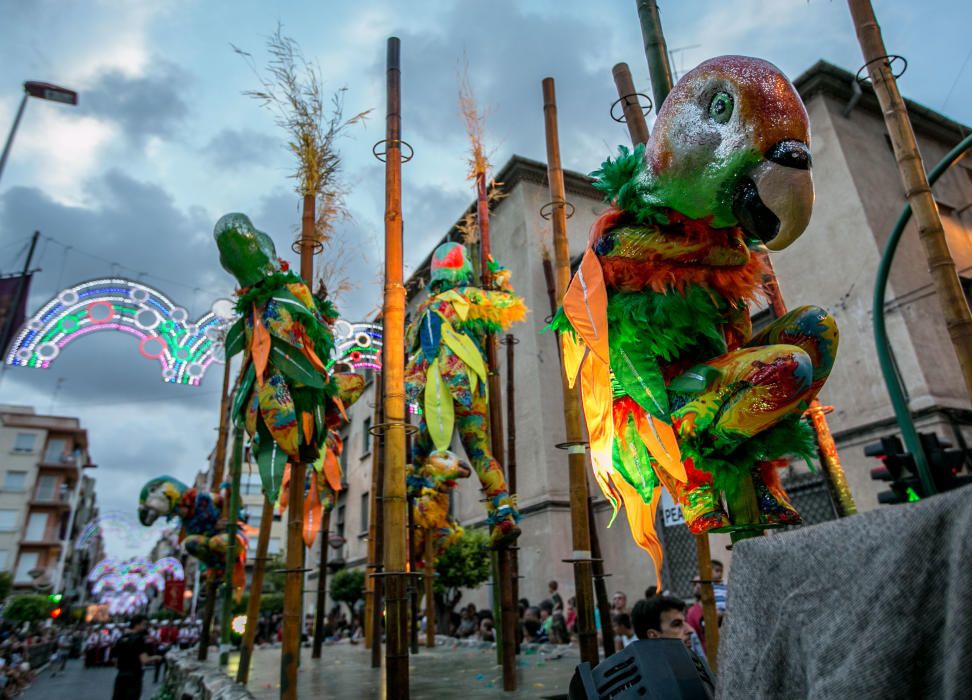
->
xmin=0 ymin=405 xmax=96 ymax=592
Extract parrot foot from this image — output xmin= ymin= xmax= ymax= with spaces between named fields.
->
xmin=752 ymin=460 xmax=802 ymax=526
xmin=486 ymin=496 xmax=521 ymax=548
xmin=679 ymin=483 xmax=731 ymax=534
xmin=489 ymin=520 xmax=521 ymax=549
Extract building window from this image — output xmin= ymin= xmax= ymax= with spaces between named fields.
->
xmin=362 ymin=418 xmax=371 ymax=456
xmin=43 ymin=438 xmax=67 ymax=464
xmin=14 ymin=552 xmax=39 ymax=584
xmin=240 ymin=471 xmax=262 ymax=496
xmin=3 ymin=471 xmax=27 ymax=492
xmin=248 ymin=510 xmax=262 ymax=530
xmin=336 ymin=504 xmax=346 ymax=540
xmin=340 ymin=433 xmax=350 ymax=472
xmin=34 ymin=475 xmax=57 ymax=502
xmin=268 ymin=538 xmax=282 ymax=555
xmin=247 ymin=537 xmax=258 ymax=556
xmin=13 ymin=434 xmax=35 ymax=454
xmin=361 ymin=493 xmax=369 ymax=533
xmin=0 ymin=510 xmax=17 ymax=532
xmin=0 ymin=550 xmax=7 ymax=570
xmin=26 ymin=513 xmax=48 ymax=541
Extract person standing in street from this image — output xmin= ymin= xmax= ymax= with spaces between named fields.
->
xmin=112 ymin=615 xmax=161 ymax=700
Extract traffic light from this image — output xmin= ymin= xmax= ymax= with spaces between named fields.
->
xmin=865 ymin=435 xmax=921 ymax=504
xmin=50 ymin=606 xmax=63 ymax=619
xmin=918 ymin=433 xmax=972 ymax=492
xmin=865 ymin=431 xmax=972 ymax=504
xmin=48 ymin=593 xmax=62 ymax=604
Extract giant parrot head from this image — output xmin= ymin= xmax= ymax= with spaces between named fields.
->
xmin=138 ymin=476 xmax=188 ymax=526
xmin=638 ymin=55 xmax=812 ymax=250
xmin=214 ymin=213 xmax=282 ymax=288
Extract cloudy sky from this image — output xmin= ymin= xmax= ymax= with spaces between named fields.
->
xmin=1 ymin=0 xmax=969 ymax=560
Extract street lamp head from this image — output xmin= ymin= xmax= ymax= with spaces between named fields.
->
xmin=24 ymin=81 xmax=78 ymax=106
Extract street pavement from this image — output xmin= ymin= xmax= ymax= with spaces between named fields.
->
xmin=22 ymin=657 xmax=165 ymax=700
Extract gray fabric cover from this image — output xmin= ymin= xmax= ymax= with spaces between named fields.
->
xmin=717 ymin=484 xmax=972 ymax=699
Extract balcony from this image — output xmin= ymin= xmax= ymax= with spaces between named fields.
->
xmin=38 ymin=453 xmax=82 ymax=473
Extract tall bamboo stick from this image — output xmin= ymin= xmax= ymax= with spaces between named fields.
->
xmin=848 ymin=0 xmax=972 ymax=408
xmin=633 ymin=3 xmax=723 ymax=654
xmin=198 ymin=360 xmax=233 ymax=661
xmin=311 ymin=510 xmax=332 ymax=658
xmin=281 ymin=191 xmax=317 ymax=700
xmin=542 ymin=77 xmax=599 ymax=666
xmin=219 ymin=428 xmax=244 ymax=667
xmin=380 ymin=36 xmax=410 ymax=698
xmin=423 ymin=528 xmax=435 ymax=648
xmin=368 ymin=370 xmax=385 ymax=665
xmin=504 ymin=335 xmax=520 ymax=651
xmin=408 ymin=495 xmax=419 ymax=655
xmin=611 ymin=63 xmax=650 ymax=146
xmin=237 ymin=497 xmax=273 ymax=684
xmin=475 ymin=152 xmax=518 ymax=694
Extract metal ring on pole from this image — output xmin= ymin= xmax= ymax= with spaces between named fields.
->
xmin=554 ymin=440 xmax=589 ymax=451
xmin=289 ymin=237 xmax=324 ymax=256
xmin=368 ymin=421 xmax=419 ymax=437
xmin=372 ymin=139 xmax=414 ymax=163
xmin=610 ymin=92 xmax=653 ymax=123
xmin=855 ymin=55 xmax=908 ymax=85
xmin=499 ymin=335 xmax=520 ymax=345
xmin=540 ymin=200 xmax=575 ymax=220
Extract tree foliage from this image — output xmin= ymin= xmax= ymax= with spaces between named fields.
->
xmin=329 ymin=568 xmax=365 ymax=616
xmin=434 ymin=528 xmax=491 ymax=596
xmin=0 ymin=572 xmax=12 ymax=602
xmin=3 ymin=594 xmax=53 ymax=624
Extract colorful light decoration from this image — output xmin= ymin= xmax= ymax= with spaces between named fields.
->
xmin=5 ymin=278 xmax=236 ymax=385
xmin=328 ymin=320 xmax=382 ymax=374
xmin=231 ymin=614 xmax=247 ymax=635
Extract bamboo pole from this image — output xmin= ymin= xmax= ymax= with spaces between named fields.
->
xmin=198 ymin=360 xmax=234 ymax=661
xmin=611 ymin=63 xmax=649 ymax=146
xmin=632 ymin=3 xmax=723 ymax=655
xmin=311 ymin=510 xmax=332 ymax=658
xmin=369 ymin=370 xmax=385 ymax=667
xmin=237 ymin=497 xmax=273 ymax=684
xmin=380 ymin=36 xmax=410 ymax=698
xmin=695 ymin=534 xmax=720 ymax=673
xmin=408 ymin=496 xmax=419 ymax=655
xmin=476 ymin=151 xmax=518 ymax=694
xmin=503 ymin=335 xmax=519 ymax=652
xmin=219 ymin=428 xmax=244 ymax=667
xmin=541 ymin=77 xmax=599 ymax=666
xmin=281 ymin=190 xmax=317 ymax=700
xmin=587 ymin=501 xmax=615 ymax=658
xmin=848 ymin=0 xmax=972 ymax=407
xmin=423 ymin=528 xmax=435 ymax=648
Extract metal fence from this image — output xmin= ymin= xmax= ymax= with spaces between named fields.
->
xmin=659 ymin=470 xmax=837 ymax=598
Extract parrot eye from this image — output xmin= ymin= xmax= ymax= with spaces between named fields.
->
xmin=708 ymin=91 xmax=733 ymax=124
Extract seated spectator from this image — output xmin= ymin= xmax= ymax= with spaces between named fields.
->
xmin=613 ymin=613 xmax=636 ymax=651
xmin=538 ymin=600 xmax=554 ymax=637
xmin=548 ymin=613 xmax=570 ymax=645
xmin=456 ymin=604 xmax=478 ymax=639
xmin=479 ymin=619 xmax=495 ymax=643
xmin=522 ymin=618 xmax=548 ymax=644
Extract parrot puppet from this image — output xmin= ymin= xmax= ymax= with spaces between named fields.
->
xmin=405 ymin=242 xmax=527 ymax=548
xmin=216 ymin=213 xmax=364 ymax=528
xmin=137 ymin=476 xmax=247 ymax=587
xmin=407 ymin=449 xmax=471 ymax=562
xmin=551 ymin=56 xmax=838 ymax=584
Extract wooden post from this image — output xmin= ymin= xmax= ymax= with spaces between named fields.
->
xmin=423 ymin=528 xmax=435 ymax=648
xmin=198 ymin=360 xmax=234 ymax=661
xmin=475 ymin=148 xmax=518 ymax=695
xmin=219 ymin=428 xmax=244 ymax=666
xmin=695 ymin=534 xmax=720 ymax=673
xmin=635 ymin=0 xmax=675 ymax=113
xmin=237 ymin=497 xmax=273 ymax=684
xmin=311 ymin=510 xmax=332 ymax=658
xmin=611 ymin=63 xmax=649 ymax=146
xmin=587 ymin=501 xmax=615 ymax=658
xmin=281 ymin=189 xmax=317 ymax=700
xmin=380 ymin=36 xmax=410 ymax=698
xmin=503 ymin=335 xmax=520 ymax=652
xmin=369 ymin=370 xmax=385 ymax=668
xmin=542 ymin=77 xmax=599 ymax=666
xmin=408 ymin=496 xmax=419 ymax=655
xmin=848 ymin=0 xmax=972 ymax=404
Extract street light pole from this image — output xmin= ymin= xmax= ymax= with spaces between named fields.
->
xmin=0 ymin=82 xmax=78 ymax=187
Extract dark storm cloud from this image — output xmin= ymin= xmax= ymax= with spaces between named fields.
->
xmin=203 ymin=128 xmax=279 ymax=170
xmin=82 ymin=60 xmax=191 ymax=146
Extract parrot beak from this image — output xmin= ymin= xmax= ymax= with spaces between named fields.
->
xmin=732 ymin=139 xmax=814 ymax=250
xmin=138 ymin=504 xmax=158 ymax=526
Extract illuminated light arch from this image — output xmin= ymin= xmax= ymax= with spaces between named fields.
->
xmin=328 ymin=320 xmax=382 ymax=374
xmin=5 ymin=278 xmax=236 ymax=386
